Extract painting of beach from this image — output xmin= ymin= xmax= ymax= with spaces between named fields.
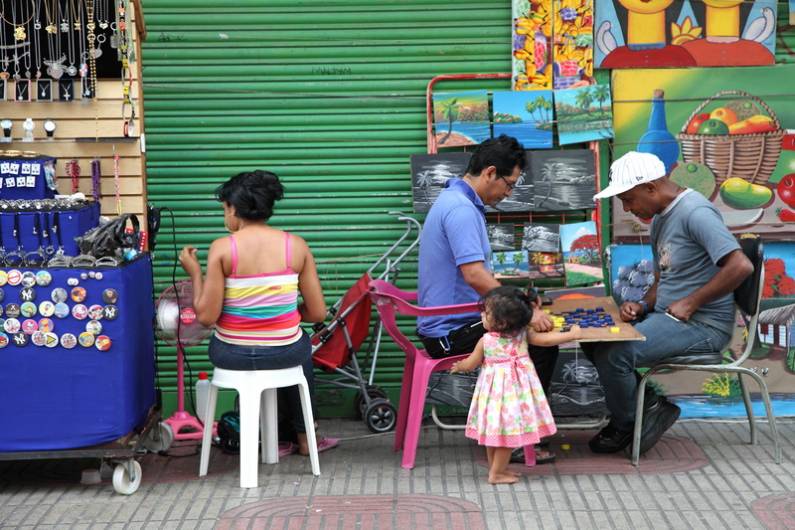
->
xmin=493 ymin=90 xmax=553 ymax=149
xmin=530 ymin=150 xmax=596 ymax=211
xmin=554 ymin=84 xmax=614 ymax=145
xmin=410 ymin=152 xmax=471 ymax=213
xmin=432 ymin=90 xmax=491 ymax=147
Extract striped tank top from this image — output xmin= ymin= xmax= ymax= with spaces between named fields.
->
xmin=214 ymin=232 xmax=302 ymax=347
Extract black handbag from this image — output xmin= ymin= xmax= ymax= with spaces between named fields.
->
xmin=75 ymin=214 xmax=140 ymax=258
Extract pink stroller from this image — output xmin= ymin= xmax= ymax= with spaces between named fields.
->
xmin=309 ymin=214 xmax=421 ymax=433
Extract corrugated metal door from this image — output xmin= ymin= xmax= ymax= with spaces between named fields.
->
xmin=141 ymin=0 xmax=513 ymax=415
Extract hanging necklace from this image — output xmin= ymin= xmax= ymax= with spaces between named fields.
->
xmin=0 ymin=8 xmax=9 ymax=80
xmin=44 ymin=0 xmax=65 ymax=78
xmin=86 ymin=0 xmax=97 ymax=96
xmin=78 ymin=0 xmax=89 ymax=83
xmin=4 ymin=1 xmax=35 ymax=42
xmin=96 ymin=0 xmax=108 ymax=29
xmin=43 ymin=0 xmax=57 ymax=34
xmin=60 ymin=0 xmax=70 ymax=33
xmin=21 ymin=0 xmax=33 ymax=78
xmin=33 ymin=0 xmax=44 ymax=77
xmin=70 ymin=0 xmax=82 ymax=31
xmin=10 ymin=0 xmax=22 ymax=79
xmin=65 ymin=1 xmax=77 ymax=77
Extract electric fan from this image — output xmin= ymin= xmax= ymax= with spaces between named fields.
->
xmin=155 ymin=280 xmax=213 ymax=445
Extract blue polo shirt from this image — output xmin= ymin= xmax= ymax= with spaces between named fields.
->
xmin=417 ymin=178 xmax=491 ymax=338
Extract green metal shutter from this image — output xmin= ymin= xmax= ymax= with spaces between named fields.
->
xmin=142 ymin=0 xmax=513 ymax=416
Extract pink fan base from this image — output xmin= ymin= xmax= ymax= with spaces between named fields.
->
xmin=164 ymin=411 xmax=206 ymax=442
xmin=164 ymin=341 xmax=216 ymax=442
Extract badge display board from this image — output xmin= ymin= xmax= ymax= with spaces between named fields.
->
xmin=0 ymin=255 xmax=155 ymax=451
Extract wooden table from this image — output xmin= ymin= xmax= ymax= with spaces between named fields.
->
xmin=544 ymin=295 xmax=646 ymax=343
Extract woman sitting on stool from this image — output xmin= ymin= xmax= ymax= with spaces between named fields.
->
xmin=179 ymin=169 xmax=338 ymax=456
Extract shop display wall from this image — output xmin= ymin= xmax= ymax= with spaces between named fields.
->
xmin=1 ymin=0 xmax=147 ymax=218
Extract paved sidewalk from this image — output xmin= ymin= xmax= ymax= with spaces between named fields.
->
xmin=0 ymin=418 xmax=793 ymax=529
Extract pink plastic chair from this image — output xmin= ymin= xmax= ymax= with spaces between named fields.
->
xmin=368 ymin=279 xmax=535 ymax=470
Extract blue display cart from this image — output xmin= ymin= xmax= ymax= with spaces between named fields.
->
xmin=0 ymin=255 xmax=164 ymax=494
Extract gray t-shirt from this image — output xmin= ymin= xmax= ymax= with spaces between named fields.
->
xmin=651 ymin=190 xmax=740 ymax=335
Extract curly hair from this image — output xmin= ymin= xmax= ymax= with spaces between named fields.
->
xmin=215 ymin=170 xmax=285 ymax=221
xmin=480 ymin=285 xmax=533 ymax=335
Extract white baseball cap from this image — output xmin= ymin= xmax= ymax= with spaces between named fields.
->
xmin=593 ymin=151 xmax=667 ymax=200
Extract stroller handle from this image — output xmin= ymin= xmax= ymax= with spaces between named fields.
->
xmin=367 ymin=212 xmax=422 ymax=279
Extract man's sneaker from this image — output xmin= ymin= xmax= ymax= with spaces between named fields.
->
xmin=588 ymin=422 xmax=633 ymax=453
xmin=635 ymin=400 xmax=681 ymax=456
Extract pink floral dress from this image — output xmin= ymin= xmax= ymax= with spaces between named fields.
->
xmin=465 ymin=331 xmax=557 ymax=447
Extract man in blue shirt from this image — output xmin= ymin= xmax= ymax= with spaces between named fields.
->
xmin=417 ymin=135 xmax=556 ymax=462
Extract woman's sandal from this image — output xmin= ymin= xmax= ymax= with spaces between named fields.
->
xmin=297 ymin=436 xmax=340 ymax=456
xmin=278 ymin=441 xmax=298 ymax=457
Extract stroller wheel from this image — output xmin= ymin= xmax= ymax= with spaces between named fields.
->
xmin=354 ymin=386 xmax=388 ymax=420
xmin=364 ymin=398 xmax=396 ymax=433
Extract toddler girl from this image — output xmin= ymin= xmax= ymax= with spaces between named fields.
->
xmin=451 ymin=286 xmax=581 ymax=484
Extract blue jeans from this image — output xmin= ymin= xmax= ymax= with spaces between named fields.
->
xmin=208 ymin=331 xmax=316 ymax=435
xmin=583 ymin=312 xmax=730 ymax=430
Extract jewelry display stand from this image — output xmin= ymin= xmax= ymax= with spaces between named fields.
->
xmin=0 ymin=0 xmax=148 ymax=223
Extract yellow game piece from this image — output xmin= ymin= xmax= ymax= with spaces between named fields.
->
xmin=610 ymin=326 xmax=620 ymax=333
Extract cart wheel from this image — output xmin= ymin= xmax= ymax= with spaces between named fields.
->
xmin=364 ymin=398 xmax=396 ymax=433
xmin=112 ymin=460 xmax=142 ymax=495
xmin=142 ymin=422 xmax=174 ymax=453
xmin=354 ymin=386 xmax=388 ymax=420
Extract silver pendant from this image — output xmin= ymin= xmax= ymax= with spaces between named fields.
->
xmin=110 ymin=35 xmax=118 ymax=48
xmin=46 ymin=63 xmax=64 ymax=80
xmin=60 ymin=21 xmax=69 ymax=32
xmin=91 ymin=47 xmax=102 ymax=59
xmin=34 ymin=22 xmax=42 ymax=30
xmin=66 ymin=65 xmax=77 ymax=77
xmin=99 ymin=21 xmax=109 ymax=29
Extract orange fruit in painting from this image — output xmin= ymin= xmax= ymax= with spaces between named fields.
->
xmin=710 ymin=107 xmax=738 ymax=126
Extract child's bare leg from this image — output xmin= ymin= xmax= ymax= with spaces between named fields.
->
xmin=486 ymin=446 xmax=495 ymax=468
xmin=488 ymin=447 xmax=518 ymax=484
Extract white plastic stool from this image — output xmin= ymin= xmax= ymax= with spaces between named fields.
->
xmin=198 ymin=366 xmax=320 ymax=488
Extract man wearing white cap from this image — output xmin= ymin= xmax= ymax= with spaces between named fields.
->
xmin=587 ymin=151 xmax=753 ymax=455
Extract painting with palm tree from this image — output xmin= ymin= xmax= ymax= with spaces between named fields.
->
xmin=493 ymin=91 xmax=554 ymax=149
xmin=530 ymin=149 xmax=596 ymax=210
xmin=410 ymin=152 xmax=535 ymax=214
xmin=554 ymin=84 xmax=614 ymax=145
xmin=432 ymin=90 xmax=490 ymax=147
xmin=491 ymin=250 xmax=530 ymax=278
xmin=410 ymin=153 xmax=472 ymax=213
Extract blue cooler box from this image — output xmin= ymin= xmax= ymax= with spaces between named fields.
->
xmin=0 ymin=255 xmax=156 ymax=451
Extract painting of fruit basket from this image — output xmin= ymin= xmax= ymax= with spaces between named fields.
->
xmin=611 ymin=65 xmax=795 ymax=239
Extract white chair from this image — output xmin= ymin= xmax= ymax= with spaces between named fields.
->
xmin=199 ymin=366 xmax=320 ymax=487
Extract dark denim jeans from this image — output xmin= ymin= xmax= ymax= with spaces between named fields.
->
xmin=583 ymin=312 xmax=731 ymax=430
xmin=208 ymin=331 xmax=315 ymax=436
